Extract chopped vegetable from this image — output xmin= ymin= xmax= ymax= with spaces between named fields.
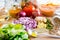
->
xmin=13 ymin=17 xmax=37 ymax=30
xmin=46 ymin=18 xmax=53 ymax=30
xmin=0 ymin=23 xmax=29 ymax=40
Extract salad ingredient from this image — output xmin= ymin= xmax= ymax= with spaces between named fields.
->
xmin=35 ymin=17 xmax=53 ymax=33
xmin=31 ymin=32 xmax=37 ymax=37
xmin=35 ymin=17 xmax=47 ymax=22
xmin=23 ymin=4 xmax=35 ymax=17
xmin=0 ymin=23 xmax=29 ymax=40
xmin=17 ymin=11 xmax=26 ymax=17
xmin=46 ymin=18 xmax=53 ymax=30
xmin=37 ymin=22 xmax=47 ymax=29
xmin=13 ymin=17 xmax=37 ymax=30
xmin=35 ymin=17 xmax=47 ymax=28
xmin=35 ymin=17 xmax=47 ymax=33
xmin=28 ymin=29 xmax=37 ymax=37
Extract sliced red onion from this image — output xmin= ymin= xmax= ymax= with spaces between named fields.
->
xmin=13 ymin=17 xmax=37 ymax=30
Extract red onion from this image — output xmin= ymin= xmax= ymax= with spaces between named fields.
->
xmin=13 ymin=17 xmax=37 ymax=30
xmin=17 ymin=11 xmax=26 ymax=17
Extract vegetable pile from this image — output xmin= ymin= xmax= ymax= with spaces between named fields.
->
xmin=35 ymin=17 xmax=53 ymax=33
xmin=0 ymin=24 xmax=29 ymax=40
xmin=13 ymin=17 xmax=37 ymax=30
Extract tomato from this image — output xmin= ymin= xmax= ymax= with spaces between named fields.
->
xmin=23 ymin=4 xmax=35 ymax=17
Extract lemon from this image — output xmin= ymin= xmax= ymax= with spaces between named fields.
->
xmin=31 ymin=32 xmax=37 ymax=37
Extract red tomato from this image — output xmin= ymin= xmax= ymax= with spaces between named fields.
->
xmin=23 ymin=4 xmax=35 ymax=17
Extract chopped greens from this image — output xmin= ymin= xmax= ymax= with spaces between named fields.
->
xmin=46 ymin=18 xmax=53 ymax=30
xmin=0 ymin=24 xmax=29 ymax=40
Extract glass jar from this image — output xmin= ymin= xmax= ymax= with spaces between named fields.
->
xmin=9 ymin=5 xmax=21 ymax=18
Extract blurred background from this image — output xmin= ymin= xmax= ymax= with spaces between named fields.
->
xmin=0 ymin=0 xmax=60 ymax=8
xmin=0 ymin=0 xmax=60 ymax=9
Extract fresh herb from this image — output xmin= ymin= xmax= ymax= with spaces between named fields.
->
xmin=46 ymin=18 xmax=53 ymax=30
